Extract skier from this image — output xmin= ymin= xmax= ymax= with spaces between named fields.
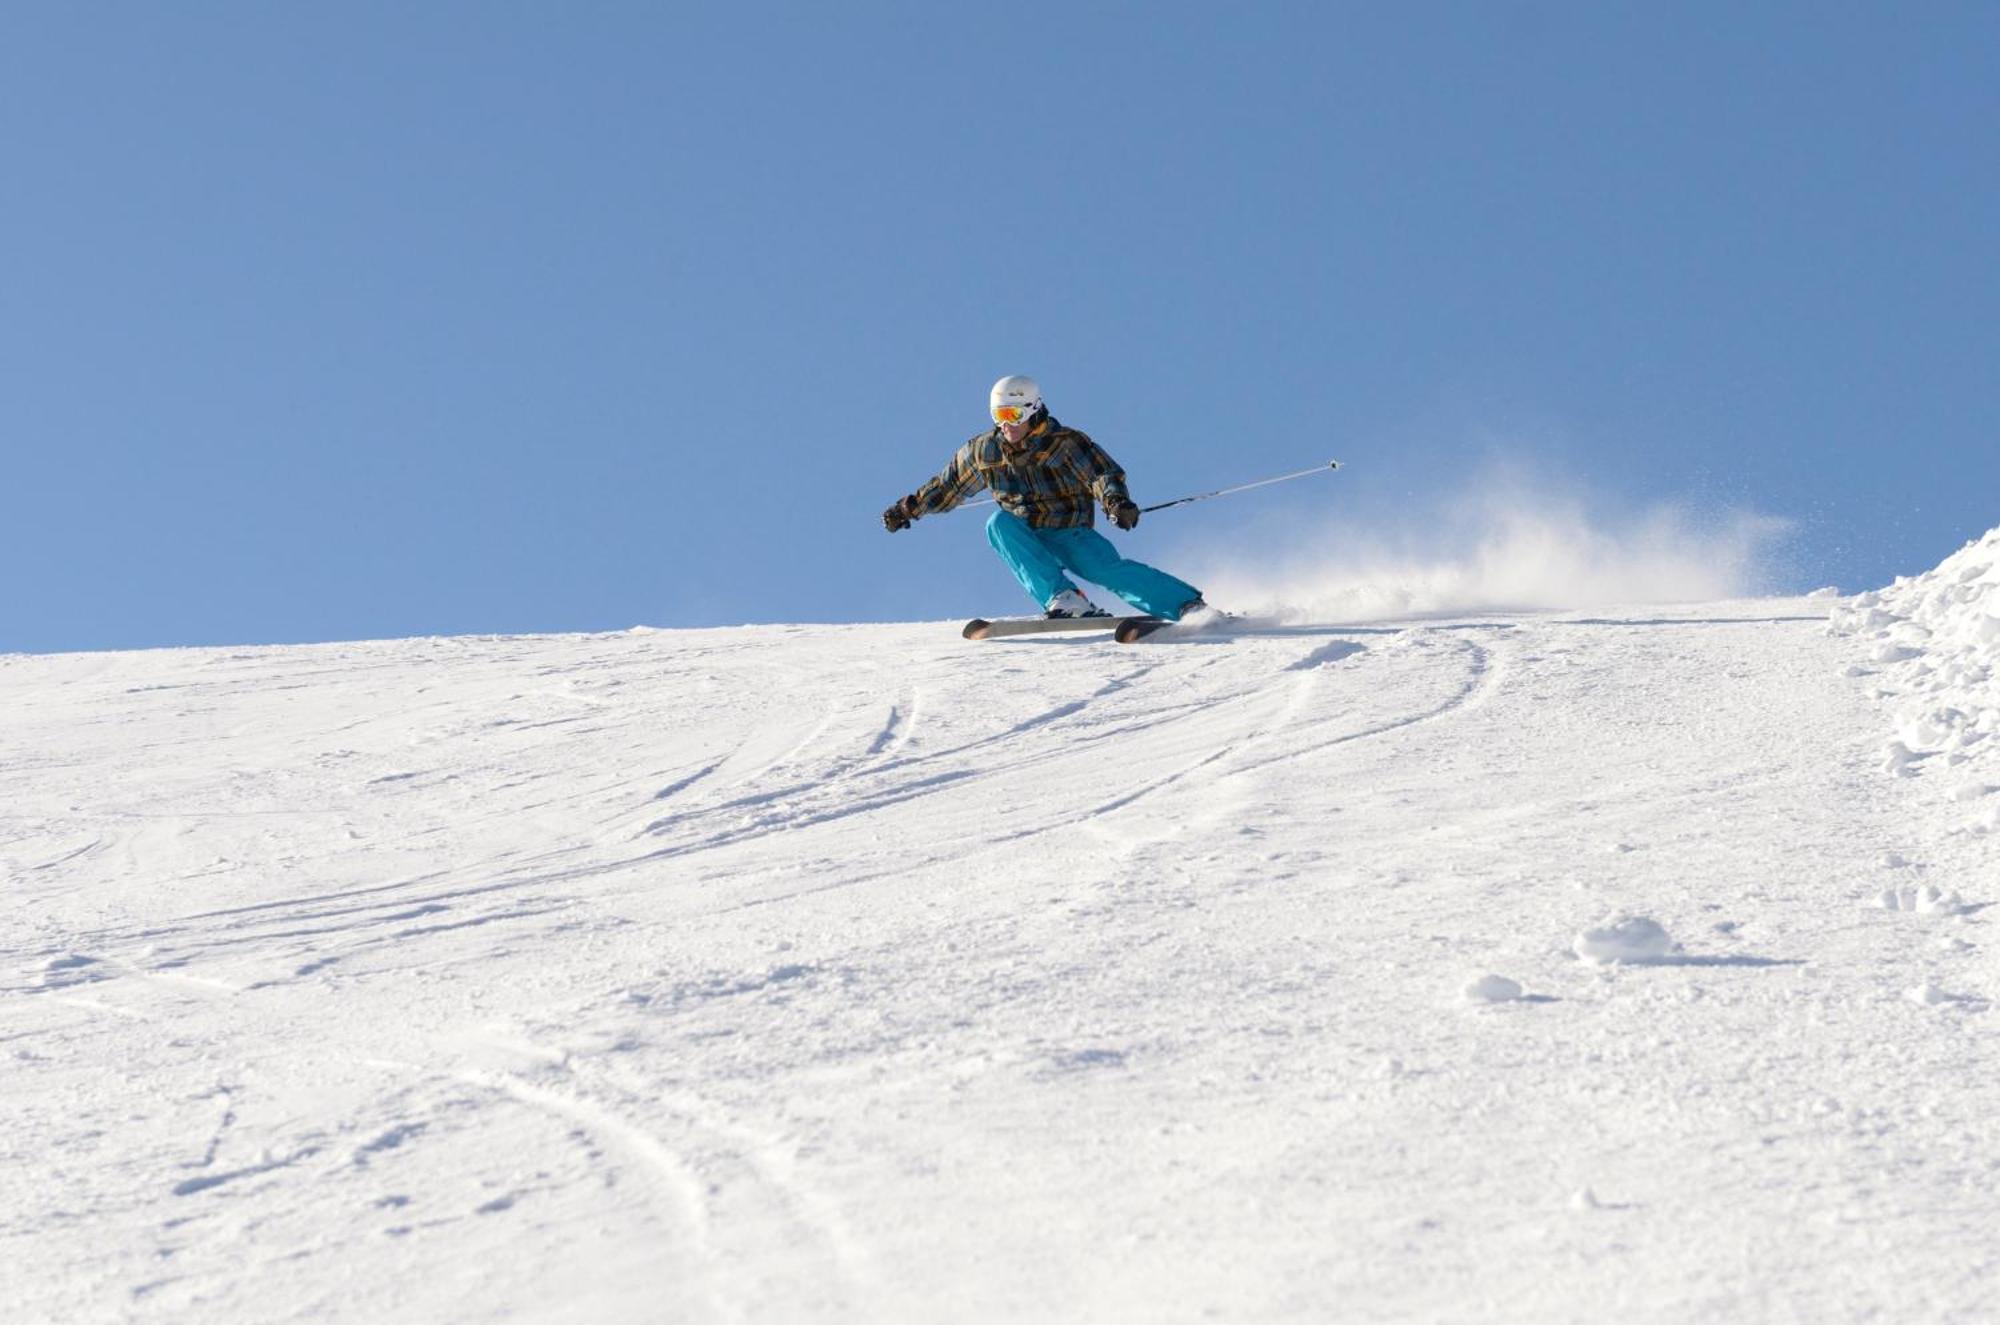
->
xmin=882 ymin=376 xmax=1208 ymax=621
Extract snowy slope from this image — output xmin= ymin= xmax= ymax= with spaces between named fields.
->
xmin=5 ymin=589 xmax=1998 ymax=1322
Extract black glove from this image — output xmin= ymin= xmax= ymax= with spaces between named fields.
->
xmin=1110 ymin=500 xmax=1140 ymax=531
xmin=882 ymin=495 xmax=917 ymax=533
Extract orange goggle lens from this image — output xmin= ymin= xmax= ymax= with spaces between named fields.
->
xmin=993 ymin=404 xmax=1034 ymax=425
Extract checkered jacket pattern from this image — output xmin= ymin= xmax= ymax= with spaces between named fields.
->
xmin=907 ymin=416 xmax=1132 ymax=530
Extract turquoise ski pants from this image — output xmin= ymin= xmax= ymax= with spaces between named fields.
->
xmin=986 ymin=509 xmax=1202 ymax=619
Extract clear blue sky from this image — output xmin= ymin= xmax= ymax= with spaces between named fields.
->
xmin=5 ymin=3 xmax=1994 ymax=652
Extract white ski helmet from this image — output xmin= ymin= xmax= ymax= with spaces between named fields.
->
xmin=989 ymin=374 xmax=1043 ymax=425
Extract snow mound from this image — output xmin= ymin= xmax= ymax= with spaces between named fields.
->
xmin=1905 ymin=979 xmax=1977 ymax=1008
xmin=1572 ymin=914 xmax=1677 ymax=964
xmin=1875 ymin=885 xmax=1969 ymax=916
xmin=1830 ymin=528 xmax=2000 ymax=790
xmin=1462 ymin=973 xmax=1524 ymax=1004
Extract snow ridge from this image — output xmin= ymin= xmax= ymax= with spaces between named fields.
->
xmin=1831 ymin=526 xmax=2000 ymax=832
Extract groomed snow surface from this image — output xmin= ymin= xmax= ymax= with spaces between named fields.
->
xmin=7 ymin=550 xmax=2000 ymax=1322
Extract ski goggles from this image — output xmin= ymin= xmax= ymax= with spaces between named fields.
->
xmin=992 ymin=403 xmax=1037 ymax=425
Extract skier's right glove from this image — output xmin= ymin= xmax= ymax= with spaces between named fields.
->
xmin=882 ymin=495 xmax=918 ymax=533
xmin=1110 ymin=500 xmax=1141 ymax=531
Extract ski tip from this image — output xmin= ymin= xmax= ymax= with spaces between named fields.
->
xmin=962 ymin=619 xmax=993 ymax=640
xmin=1114 ymin=617 xmax=1170 ymax=644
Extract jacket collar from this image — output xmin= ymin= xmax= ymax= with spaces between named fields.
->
xmin=996 ymin=413 xmax=1057 ymax=458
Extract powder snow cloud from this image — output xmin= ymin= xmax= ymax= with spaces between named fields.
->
xmin=1180 ymin=462 xmax=1794 ymax=622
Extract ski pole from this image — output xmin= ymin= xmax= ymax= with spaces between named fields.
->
xmin=1137 ymin=459 xmax=1342 ymax=513
xmin=957 ymin=459 xmax=1342 ymax=514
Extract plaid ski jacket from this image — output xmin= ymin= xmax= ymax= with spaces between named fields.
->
xmin=908 ymin=415 xmax=1132 ymax=529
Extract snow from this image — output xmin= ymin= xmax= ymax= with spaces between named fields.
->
xmin=1460 ymin=973 xmax=1525 ymax=1004
xmin=1830 ymin=528 xmax=2000 ymax=825
xmin=1570 ymin=914 xmax=1677 ymax=965
xmin=1904 ymin=977 xmax=1983 ymax=1010
xmin=1876 ymin=885 xmax=1970 ymax=916
xmin=5 ymin=564 xmax=2000 ymax=1321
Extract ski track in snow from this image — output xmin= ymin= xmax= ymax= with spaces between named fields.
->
xmin=4 ymin=605 xmax=1998 ymax=1322
xmin=426 ymin=1031 xmax=876 ymax=1320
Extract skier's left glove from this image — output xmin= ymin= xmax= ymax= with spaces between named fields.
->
xmin=1110 ymin=500 xmax=1141 ymax=531
xmin=882 ymin=495 xmax=918 ymax=533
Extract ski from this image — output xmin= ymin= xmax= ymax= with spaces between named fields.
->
xmin=1117 ymin=608 xmax=1236 ymax=643
xmin=962 ymin=616 xmax=1150 ymax=641
xmin=1114 ymin=616 xmax=1174 ymax=644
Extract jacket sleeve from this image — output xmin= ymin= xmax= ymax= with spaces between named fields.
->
xmin=1064 ymin=432 xmax=1131 ymax=512
xmin=909 ymin=440 xmax=987 ymax=517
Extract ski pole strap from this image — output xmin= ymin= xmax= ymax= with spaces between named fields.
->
xmin=1138 ymin=460 xmax=1342 ymax=513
